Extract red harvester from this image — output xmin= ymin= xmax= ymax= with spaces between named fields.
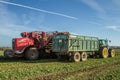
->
xmin=4 ymin=31 xmax=58 ymax=60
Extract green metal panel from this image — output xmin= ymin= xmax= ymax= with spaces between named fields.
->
xmin=87 ymin=41 xmax=91 ymax=50
xmin=83 ymin=40 xmax=86 ymax=50
xmin=52 ymin=34 xmax=68 ymax=52
xmin=52 ymin=34 xmax=99 ymax=52
xmin=79 ymin=40 xmax=83 ymax=50
xmin=68 ymin=34 xmax=99 ymax=51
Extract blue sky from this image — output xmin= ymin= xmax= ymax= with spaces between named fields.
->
xmin=0 ymin=0 xmax=120 ymax=47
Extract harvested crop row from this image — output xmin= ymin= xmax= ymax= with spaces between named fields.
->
xmin=0 ymin=49 xmax=120 ymax=80
xmin=30 ymin=61 xmax=120 ymax=80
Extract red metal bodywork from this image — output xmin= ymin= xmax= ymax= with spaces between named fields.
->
xmin=13 ymin=38 xmax=34 ymax=51
xmin=12 ymin=31 xmax=58 ymax=56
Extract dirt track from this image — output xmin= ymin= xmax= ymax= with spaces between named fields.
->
xmin=28 ymin=61 xmax=120 ymax=80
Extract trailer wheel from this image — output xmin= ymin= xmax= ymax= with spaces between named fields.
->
xmin=71 ymin=52 xmax=80 ymax=62
xmin=25 ymin=48 xmax=39 ymax=60
xmin=101 ymin=47 xmax=108 ymax=58
xmin=4 ymin=49 xmax=13 ymax=58
xmin=109 ymin=49 xmax=115 ymax=57
xmin=81 ymin=52 xmax=87 ymax=61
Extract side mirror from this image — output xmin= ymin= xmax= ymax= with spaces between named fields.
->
xmin=109 ymin=40 xmax=111 ymax=43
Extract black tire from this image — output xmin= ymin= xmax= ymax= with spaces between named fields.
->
xmin=25 ymin=48 xmax=39 ymax=60
xmin=81 ymin=52 xmax=87 ymax=61
xmin=57 ymin=55 xmax=68 ymax=61
xmin=70 ymin=52 xmax=80 ymax=62
xmin=57 ymin=55 xmax=63 ymax=61
xmin=4 ymin=49 xmax=13 ymax=58
xmin=100 ymin=47 xmax=108 ymax=58
xmin=109 ymin=49 xmax=115 ymax=57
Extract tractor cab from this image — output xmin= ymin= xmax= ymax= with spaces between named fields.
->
xmin=99 ymin=39 xmax=109 ymax=48
xmin=98 ymin=39 xmax=115 ymax=58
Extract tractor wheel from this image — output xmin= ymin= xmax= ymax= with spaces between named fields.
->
xmin=81 ymin=52 xmax=87 ymax=61
xmin=4 ymin=49 xmax=14 ymax=58
xmin=70 ymin=52 xmax=80 ymax=62
xmin=101 ymin=47 xmax=108 ymax=58
xmin=109 ymin=49 xmax=115 ymax=57
xmin=25 ymin=48 xmax=39 ymax=60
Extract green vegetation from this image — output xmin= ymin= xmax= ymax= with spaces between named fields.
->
xmin=93 ymin=64 xmax=120 ymax=80
xmin=0 ymin=49 xmax=120 ymax=80
xmin=0 ymin=51 xmax=3 ymax=56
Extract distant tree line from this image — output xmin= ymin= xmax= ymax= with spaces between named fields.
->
xmin=110 ymin=46 xmax=120 ymax=49
xmin=0 ymin=47 xmax=11 ymax=51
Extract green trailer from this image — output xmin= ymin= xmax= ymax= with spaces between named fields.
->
xmin=52 ymin=32 xmax=115 ymax=62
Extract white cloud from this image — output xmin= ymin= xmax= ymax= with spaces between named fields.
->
xmin=88 ymin=21 xmax=102 ymax=26
xmin=0 ymin=2 xmax=50 ymax=46
xmin=0 ymin=24 xmax=40 ymax=37
xmin=0 ymin=0 xmax=78 ymax=20
xmin=81 ymin=0 xmax=105 ymax=13
xmin=80 ymin=0 xmax=108 ymax=20
xmin=106 ymin=26 xmax=120 ymax=31
xmin=0 ymin=2 xmax=52 ymax=38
